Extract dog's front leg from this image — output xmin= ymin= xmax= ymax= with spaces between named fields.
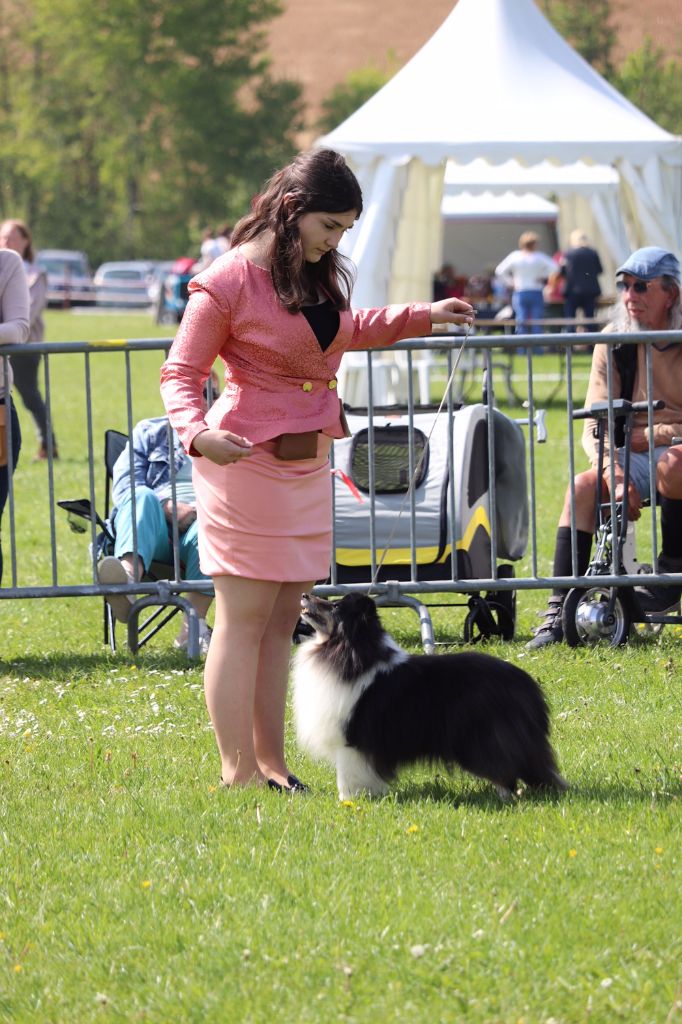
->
xmin=336 ymin=747 xmax=389 ymax=800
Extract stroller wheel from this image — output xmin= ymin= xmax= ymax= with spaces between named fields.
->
xmin=562 ymin=586 xmax=631 ymax=647
xmin=485 ymin=564 xmax=516 ymax=640
xmin=463 ymin=596 xmax=515 ymax=644
xmin=630 ymin=620 xmax=664 ymax=640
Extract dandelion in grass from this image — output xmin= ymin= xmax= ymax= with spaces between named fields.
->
xmin=141 ymin=880 xmax=152 ymax=889
xmin=207 ymin=785 xmax=217 ymax=793
xmin=14 ymin=964 xmax=22 ymax=973
xmin=406 ymin=824 xmax=420 ymax=834
xmin=341 ymin=800 xmax=355 ymax=808
xmin=569 ymin=849 xmax=577 ymax=858
xmin=655 ymin=846 xmax=663 ymax=854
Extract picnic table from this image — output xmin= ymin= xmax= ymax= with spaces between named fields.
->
xmin=454 ymin=317 xmax=609 ymax=404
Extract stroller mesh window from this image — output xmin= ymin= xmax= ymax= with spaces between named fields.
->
xmin=350 ymin=426 xmax=429 ymax=493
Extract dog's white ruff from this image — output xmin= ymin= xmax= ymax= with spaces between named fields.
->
xmin=292 ymin=635 xmax=407 ymax=799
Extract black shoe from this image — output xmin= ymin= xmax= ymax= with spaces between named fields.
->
xmin=634 ymin=584 xmax=682 ymax=614
xmin=285 ymin=773 xmax=309 ymax=792
xmin=635 ymin=555 xmax=682 ymax=613
xmin=526 ymin=595 xmax=565 ymax=649
xmin=268 ymin=774 xmax=309 ymax=793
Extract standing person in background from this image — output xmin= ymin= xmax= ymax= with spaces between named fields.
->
xmin=433 ymin=263 xmax=463 ymax=302
xmin=561 ymin=229 xmax=603 ymax=331
xmin=214 ymin=224 xmax=232 ymax=256
xmin=495 ymin=231 xmax=558 ymax=335
xmin=0 ymin=220 xmax=55 ymax=461
xmin=543 ymin=248 xmax=566 ymax=320
xmin=0 ymin=248 xmax=30 ymax=584
xmin=160 ymin=148 xmax=475 ymax=791
xmin=198 ymin=224 xmax=233 ymax=270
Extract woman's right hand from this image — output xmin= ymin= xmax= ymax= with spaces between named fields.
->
xmin=429 ymin=297 xmax=476 ymax=326
xmin=192 ymin=429 xmax=255 ymax=465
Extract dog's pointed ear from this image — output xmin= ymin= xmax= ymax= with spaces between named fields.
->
xmin=358 ymin=595 xmax=379 ymax=623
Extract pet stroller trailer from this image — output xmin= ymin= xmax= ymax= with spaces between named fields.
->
xmin=330 ymin=404 xmax=529 ymax=640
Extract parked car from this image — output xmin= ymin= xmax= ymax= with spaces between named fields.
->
xmin=94 ymin=261 xmax=156 ymax=308
xmin=154 ymin=257 xmax=196 ymax=324
xmin=36 ymin=249 xmax=95 ymax=307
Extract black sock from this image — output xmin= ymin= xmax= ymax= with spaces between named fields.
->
xmin=551 ymin=526 xmax=593 ymax=596
xmin=660 ymin=497 xmax=682 ymax=560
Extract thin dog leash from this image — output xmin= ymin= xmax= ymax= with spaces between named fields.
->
xmin=367 ymin=319 xmax=475 ymax=596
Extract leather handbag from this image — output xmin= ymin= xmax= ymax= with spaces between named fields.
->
xmin=274 ymin=430 xmax=320 ymax=460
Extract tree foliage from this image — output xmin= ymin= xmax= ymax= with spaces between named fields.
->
xmin=0 ymin=0 xmax=303 ymax=264
xmin=317 ymin=58 xmax=397 ymax=135
xmin=540 ymin=0 xmax=617 ymax=77
xmin=614 ymin=38 xmax=682 ymax=136
xmin=541 ymin=0 xmax=682 ymax=134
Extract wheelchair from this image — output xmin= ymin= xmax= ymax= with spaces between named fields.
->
xmin=561 ymin=398 xmax=682 ymax=647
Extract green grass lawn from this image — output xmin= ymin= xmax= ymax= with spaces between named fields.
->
xmin=1 ymin=313 xmax=680 ymax=1023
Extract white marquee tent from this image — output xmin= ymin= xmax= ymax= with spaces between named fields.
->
xmin=319 ymin=0 xmax=682 ymax=307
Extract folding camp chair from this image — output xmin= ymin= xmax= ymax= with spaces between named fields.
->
xmin=58 ymin=428 xmax=202 ymax=656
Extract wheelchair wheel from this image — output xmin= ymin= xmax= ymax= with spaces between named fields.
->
xmin=630 ymin=620 xmax=664 ymax=640
xmin=463 ymin=595 xmax=515 ymax=644
xmin=485 ymin=564 xmax=516 ymax=640
xmin=562 ymin=586 xmax=631 ymax=647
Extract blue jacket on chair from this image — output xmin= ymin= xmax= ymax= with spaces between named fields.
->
xmin=111 ymin=416 xmax=188 ymax=509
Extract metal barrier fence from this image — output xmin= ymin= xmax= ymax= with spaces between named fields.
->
xmin=1 ymin=330 xmax=681 ymax=654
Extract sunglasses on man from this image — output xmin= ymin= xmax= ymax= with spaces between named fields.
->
xmin=616 ymin=279 xmax=651 ymax=293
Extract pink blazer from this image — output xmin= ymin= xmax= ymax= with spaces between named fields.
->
xmin=160 ymin=249 xmax=432 ymax=454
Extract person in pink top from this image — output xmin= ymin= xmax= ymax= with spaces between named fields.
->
xmin=160 ymin=148 xmax=475 ymax=791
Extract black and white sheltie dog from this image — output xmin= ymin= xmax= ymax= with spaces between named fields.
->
xmin=292 ymin=593 xmax=567 ymax=801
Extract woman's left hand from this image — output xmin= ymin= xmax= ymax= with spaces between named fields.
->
xmin=429 ymin=297 xmax=476 ymax=326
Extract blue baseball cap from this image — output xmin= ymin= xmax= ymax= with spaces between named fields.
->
xmin=616 ymin=246 xmax=681 ymax=284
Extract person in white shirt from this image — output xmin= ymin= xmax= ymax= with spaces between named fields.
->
xmin=495 ymin=231 xmax=558 ymax=334
xmin=198 ymin=224 xmax=232 ymax=271
xmin=0 ymin=248 xmax=30 ymax=584
xmin=0 ymin=219 xmax=55 ymax=461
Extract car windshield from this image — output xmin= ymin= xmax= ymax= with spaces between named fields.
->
xmin=102 ymin=269 xmax=145 ymax=281
xmin=38 ymin=258 xmax=88 ymax=276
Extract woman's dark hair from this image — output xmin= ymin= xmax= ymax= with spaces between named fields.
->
xmin=231 ymin=149 xmax=363 ymax=312
xmin=2 ymin=219 xmax=33 ymax=262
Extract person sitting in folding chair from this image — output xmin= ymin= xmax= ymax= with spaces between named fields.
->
xmin=98 ymin=375 xmax=218 ymax=654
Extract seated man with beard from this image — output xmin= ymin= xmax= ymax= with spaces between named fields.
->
xmin=528 ymin=246 xmax=682 ymax=648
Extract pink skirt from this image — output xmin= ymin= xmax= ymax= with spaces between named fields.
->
xmin=192 ymin=436 xmax=333 ymax=581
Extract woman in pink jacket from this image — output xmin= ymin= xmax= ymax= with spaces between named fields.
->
xmin=160 ymin=149 xmax=474 ymax=791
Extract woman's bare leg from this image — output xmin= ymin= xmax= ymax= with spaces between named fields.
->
xmin=205 ymin=575 xmax=280 ymax=786
xmin=253 ymin=580 xmax=312 ymax=785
